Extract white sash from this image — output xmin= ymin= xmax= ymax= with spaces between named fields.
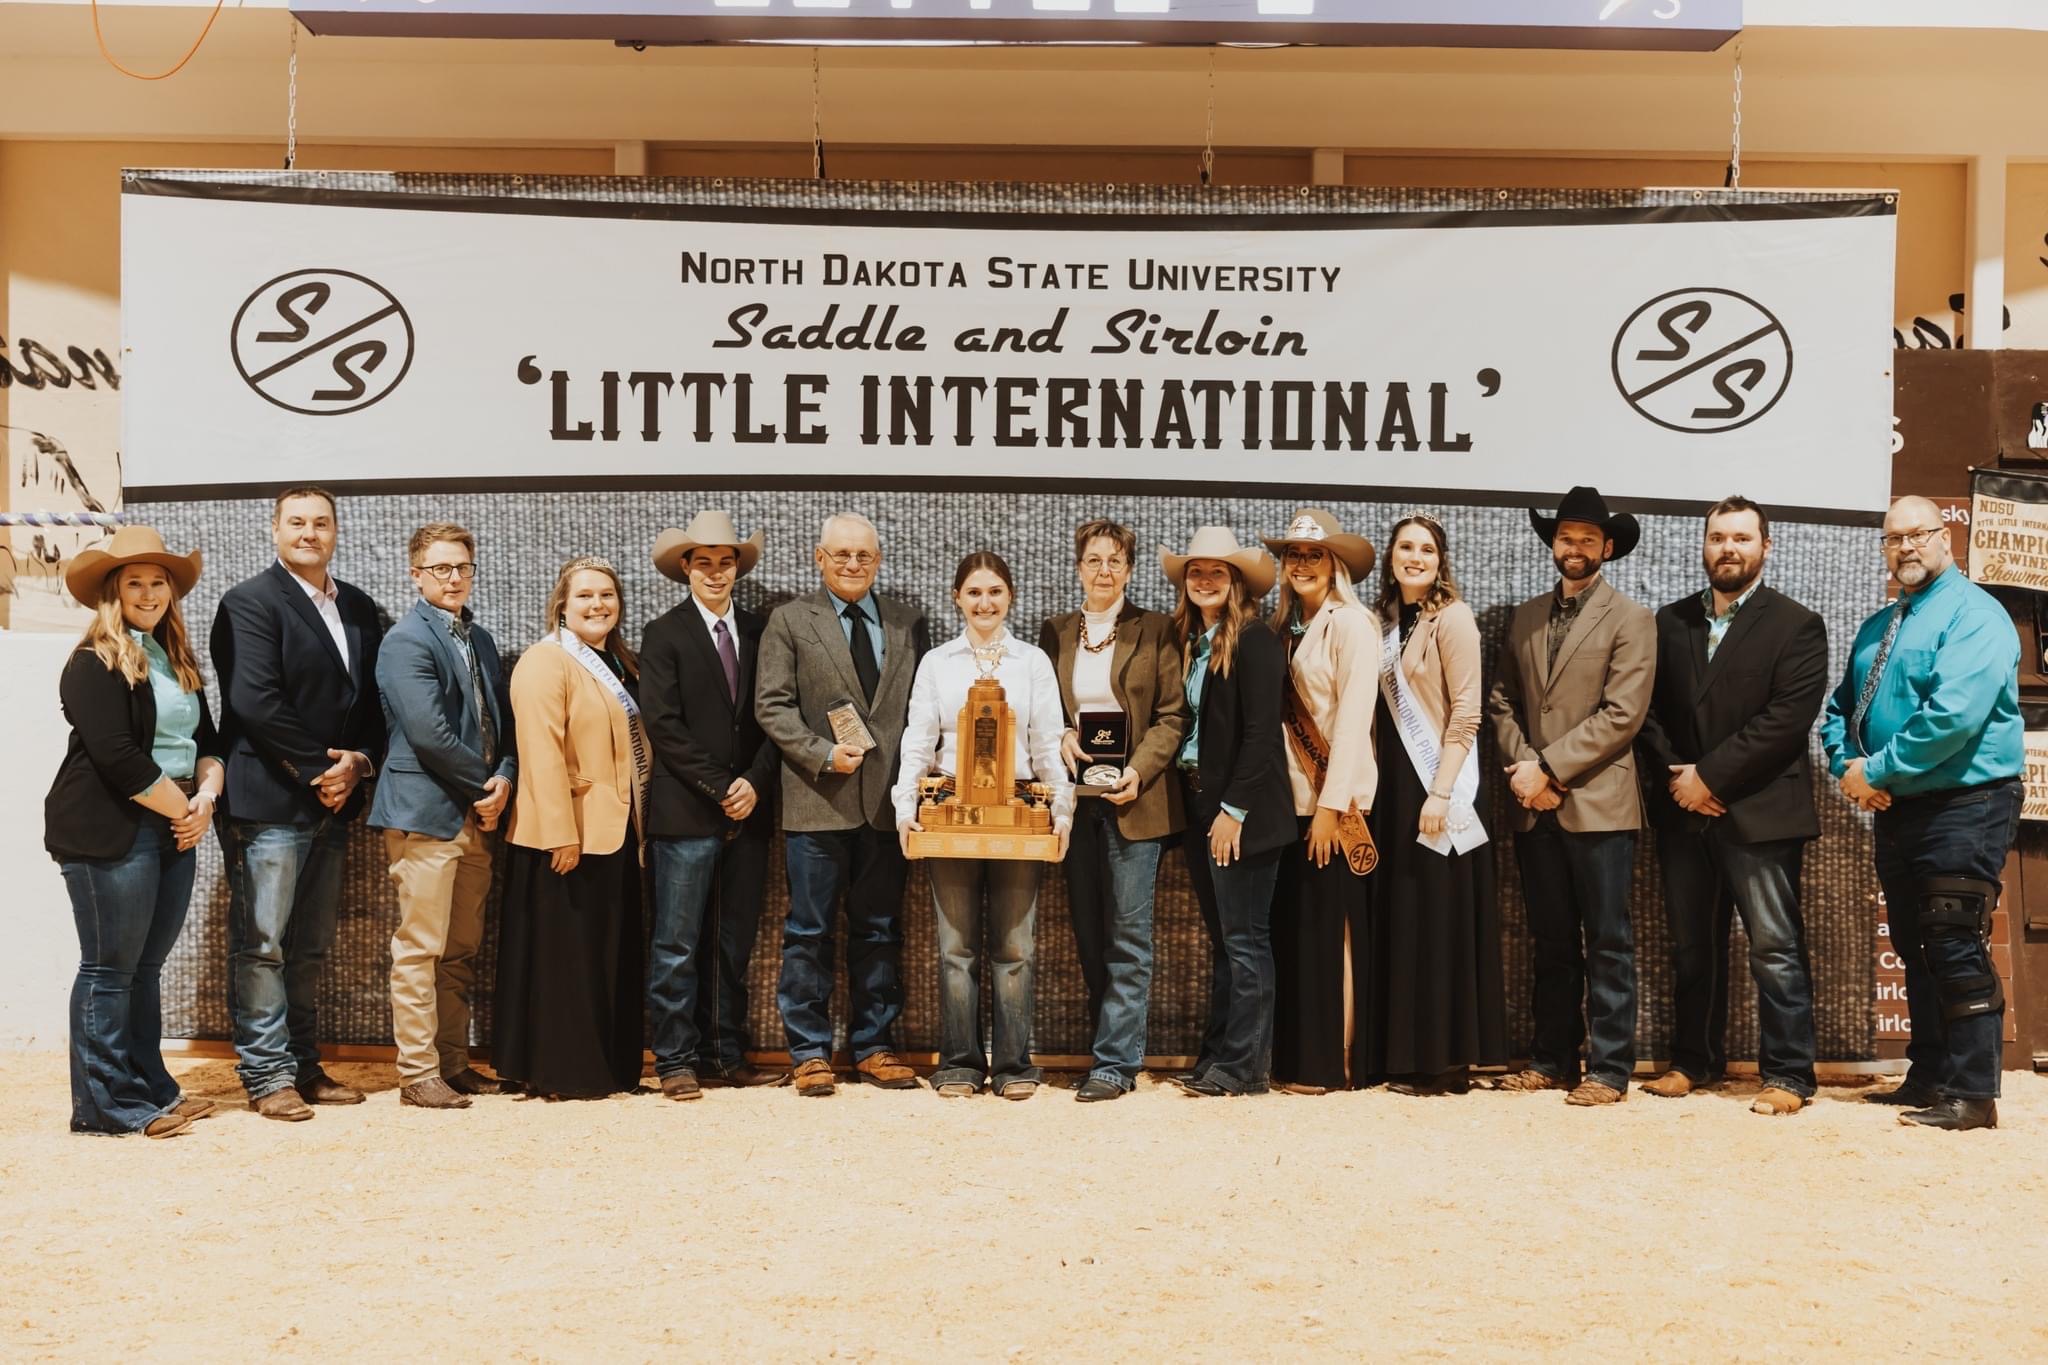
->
xmin=555 ymin=629 xmax=652 ymax=852
xmin=1380 ymin=618 xmax=1487 ymax=856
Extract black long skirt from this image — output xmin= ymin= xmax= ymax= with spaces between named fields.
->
xmin=493 ymin=841 xmax=646 ymax=1099
xmin=1363 ymin=696 xmax=1508 ymax=1080
xmin=1270 ymin=816 xmax=1374 ymax=1090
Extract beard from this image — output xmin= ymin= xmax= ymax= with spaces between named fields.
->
xmin=1553 ymin=551 xmax=1602 ymax=583
xmin=1705 ymin=553 xmax=1761 ymax=594
xmin=1895 ymin=558 xmax=1932 ymax=588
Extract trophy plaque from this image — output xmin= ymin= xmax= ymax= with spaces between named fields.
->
xmin=904 ymin=646 xmax=1061 ymax=861
xmin=1074 ymin=709 xmax=1129 ymax=796
xmin=826 ymin=700 xmax=878 ymax=753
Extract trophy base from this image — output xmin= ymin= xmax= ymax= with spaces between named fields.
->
xmin=904 ymin=828 xmax=1063 ymax=862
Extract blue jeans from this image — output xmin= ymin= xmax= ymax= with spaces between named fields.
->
xmin=928 ymin=857 xmax=1043 ymax=1089
xmin=648 ymin=831 xmax=769 ymax=1077
xmin=1657 ymin=828 xmax=1817 ymax=1097
xmin=1874 ymin=778 xmax=2021 ymax=1101
xmin=1182 ymin=806 xmax=1279 ymax=1094
xmin=60 ymin=816 xmax=195 ymax=1134
xmin=220 ymin=816 xmax=351 ymax=1098
xmin=1064 ymin=801 xmax=1164 ymax=1089
xmin=1515 ymin=819 xmax=1637 ymax=1090
xmin=778 ymin=827 xmax=906 ymax=1062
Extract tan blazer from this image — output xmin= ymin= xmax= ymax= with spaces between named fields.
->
xmin=1039 ymin=603 xmax=1189 ymax=842
xmin=1385 ymin=598 xmax=1484 ymax=793
xmin=506 ymin=638 xmax=638 ymax=856
xmin=1282 ymin=600 xmax=1379 ymax=817
xmin=1485 ymin=574 xmax=1656 ymax=833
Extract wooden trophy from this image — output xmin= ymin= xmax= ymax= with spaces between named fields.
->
xmin=904 ymin=643 xmax=1061 ymax=861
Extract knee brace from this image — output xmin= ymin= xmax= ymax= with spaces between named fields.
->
xmin=1917 ymin=876 xmax=2005 ymax=1022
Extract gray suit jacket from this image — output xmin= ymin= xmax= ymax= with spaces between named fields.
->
xmin=1485 ymin=574 xmax=1656 ymax=834
xmin=756 ymin=588 xmax=928 ymax=832
xmin=368 ymin=597 xmax=517 ymax=841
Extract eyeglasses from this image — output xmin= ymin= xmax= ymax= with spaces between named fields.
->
xmin=1080 ymin=555 xmax=1129 ymax=573
xmin=1880 ymin=528 xmax=1943 ymax=551
xmin=416 ymin=563 xmax=477 ymax=581
xmin=1281 ymin=547 xmax=1328 ymax=566
xmin=823 ymin=550 xmax=879 ymax=568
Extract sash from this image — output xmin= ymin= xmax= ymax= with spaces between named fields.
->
xmin=1280 ymin=624 xmax=1377 ymax=878
xmin=1380 ymin=618 xmax=1488 ymax=857
xmin=555 ymin=629 xmax=652 ymax=854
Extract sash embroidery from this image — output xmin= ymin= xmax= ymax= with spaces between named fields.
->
xmin=1379 ymin=618 xmax=1488 ymax=857
xmin=554 ymin=630 xmax=653 ymax=856
xmin=1280 ymin=613 xmax=1377 ymax=877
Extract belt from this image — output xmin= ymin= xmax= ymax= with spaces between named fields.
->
xmin=1177 ymin=765 xmax=1203 ymax=794
xmin=172 ymin=776 xmax=199 ymax=798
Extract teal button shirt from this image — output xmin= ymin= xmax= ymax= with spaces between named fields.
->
xmin=1178 ymin=623 xmax=1247 ymax=823
xmin=1819 ymin=565 xmax=2022 ymax=796
xmin=132 ymin=628 xmax=200 ymax=785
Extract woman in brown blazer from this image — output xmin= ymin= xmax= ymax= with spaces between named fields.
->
xmin=1365 ymin=515 xmax=1506 ymax=1095
xmin=494 ymin=556 xmax=649 ymax=1099
xmin=1038 ymin=519 xmax=1188 ymax=1102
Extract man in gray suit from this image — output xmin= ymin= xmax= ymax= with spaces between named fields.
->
xmin=369 ymin=523 xmax=517 ymax=1110
xmin=756 ymin=512 xmax=928 ymax=1097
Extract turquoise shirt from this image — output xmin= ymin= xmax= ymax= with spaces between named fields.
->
xmin=1177 ymin=623 xmax=1247 ymax=823
xmin=1819 ymin=565 xmax=2023 ymax=796
xmin=132 ymin=628 xmax=200 ymax=784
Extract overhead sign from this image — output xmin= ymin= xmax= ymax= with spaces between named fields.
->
xmin=289 ymin=0 xmax=1741 ymax=50
xmin=121 ymin=173 xmax=1891 ymax=514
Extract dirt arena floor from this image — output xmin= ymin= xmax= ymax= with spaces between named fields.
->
xmin=3 ymin=1053 xmax=2046 ymax=1362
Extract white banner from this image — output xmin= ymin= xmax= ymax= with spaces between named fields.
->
xmin=122 ymin=179 xmax=1896 ymax=513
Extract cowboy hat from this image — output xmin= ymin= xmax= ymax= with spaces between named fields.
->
xmin=1529 ymin=485 xmax=1640 ymax=562
xmin=1160 ymin=527 xmax=1277 ymax=600
xmin=652 ymin=510 xmax=763 ymax=584
xmin=64 ymin=526 xmax=202 ymax=607
xmin=1261 ymin=508 xmax=1375 ymax=582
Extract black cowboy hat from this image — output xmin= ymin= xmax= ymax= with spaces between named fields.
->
xmin=1529 ymin=485 xmax=1640 ymax=562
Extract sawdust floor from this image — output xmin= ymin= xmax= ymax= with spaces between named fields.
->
xmin=3 ymin=1052 xmax=2046 ymax=1362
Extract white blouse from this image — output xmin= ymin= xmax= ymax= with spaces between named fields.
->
xmin=893 ymin=627 xmax=1075 ymax=831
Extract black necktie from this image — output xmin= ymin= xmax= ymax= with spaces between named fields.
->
xmin=844 ymin=601 xmax=880 ymax=703
xmin=450 ymin=617 xmax=497 ymax=767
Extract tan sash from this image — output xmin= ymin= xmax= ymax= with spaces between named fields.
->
xmin=1280 ymin=646 xmax=1377 ymax=877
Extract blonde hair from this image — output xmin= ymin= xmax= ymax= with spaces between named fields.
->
xmin=1171 ymin=567 xmax=1257 ymax=680
xmin=77 ymin=566 xmax=203 ymax=692
xmin=1271 ymin=555 xmax=1364 ymax=631
xmin=545 ymin=555 xmax=638 ymax=679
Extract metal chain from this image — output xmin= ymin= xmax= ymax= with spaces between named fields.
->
xmin=1727 ymin=36 xmax=1743 ymax=190
xmin=284 ymin=18 xmax=299 ymax=171
xmin=1199 ymin=49 xmax=1216 ymax=187
xmin=811 ymin=48 xmax=825 ymax=181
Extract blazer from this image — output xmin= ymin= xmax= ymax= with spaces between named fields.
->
xmin=1486 ymin=574 xmax=1656 ymax=834
xmin=1186 ymin=620 xmax=1295 ymax=858
xmin=1281 ymin=600 xmax=1380 ymax=817
xmin=367 ymin=598 xmax=517 ymax=842
xmin=504 ymin=638 xmax=637 ymax=856
xmin=210 ymin=560 xmax=386 ymax=826
xmin=756 ymin=588 xmax=929 ymax=833
xmin=1039 ymin=602 xmax=1189 ymax=842
xmin=1384 ymin=598 xmax=1484 ymax=793
xmin=640 ymin=598 xmax=779 ymax=841
xmin=46 ymin=645 xmax=223 ymax=862
xmin=1636 ymin=584 xmax=1829 ymax=844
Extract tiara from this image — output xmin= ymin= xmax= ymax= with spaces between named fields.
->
xmin=562 ymin=554 xmax=618 ymax=574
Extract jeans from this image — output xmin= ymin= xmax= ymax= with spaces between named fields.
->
xmin=1064 ymin=801 xmax=1164 ymax=1089
xmin=648 ymin=831 xmax=769 ymax=1077
xmin=60 ymin=816 xmax=195 ymax=1134
xmin=778 ymin=827 xmax=906 ymax=1062
xmin=928 ymin=857 xmax=1043 ymax=1089
xmin=220 ymin=816 xmax=351 ymax=1098
xmin=1182 ymin=804 xmax=1280 ymax=1094
xmin=1657 ymin=827 xmax=1817 ymax=1097
xmin=1515 ymin=819 xmax=1637 ymax=1090
xmin=1874 ymin=778 xmax=2021 ymax=1101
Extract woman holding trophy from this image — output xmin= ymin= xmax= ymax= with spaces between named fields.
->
xmin=895 ymin=552 xmax=1074 ymax=1100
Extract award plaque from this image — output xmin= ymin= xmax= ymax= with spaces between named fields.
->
xmin=903 ymin=646 xmax=1061 ymax=861
xmin=1074 ymin=709 xmax=1129 ymax=797
xmin=826 ymin=700 xmax=878 ymax=753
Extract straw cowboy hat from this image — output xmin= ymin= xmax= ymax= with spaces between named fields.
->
xmin=1261 ymin=507 xmax=1376 ymax=582
xmin=1160 ymin=526 xmax=1277 ymax=599
xmin=1529 ymin=485 xmax=1640 ymax=562
xmin=652 ymin=510 xmax=764 ymax=584
xmin=64 ymin=525 xmax=202 ymax=607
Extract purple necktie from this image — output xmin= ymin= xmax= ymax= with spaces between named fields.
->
xmin=714 ymin=617 xmax=739 ymax=702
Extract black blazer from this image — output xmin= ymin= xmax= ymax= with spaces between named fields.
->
xmin=210 ymin=561 xmax=387 ymax=826
xmin=46 ymin=645 xmax=223 ymax=862
xmin=1636 ymin=583 xmax=1829 ymax=844
xmin=1186 ymin=619 xmax=1294 ymax=858
xmin=640 ymin=599 xmax=780 ymax=840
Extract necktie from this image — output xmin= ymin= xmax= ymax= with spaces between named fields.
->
xmin=450 ymin=617 xmax=497 ymax=767
xmin=844 ymin=601 xmax=881 ymax=703
xmin=1848 ymin=599 xmax=1906 ymax=757
xmin=713 ymin=617 xmax=740 ymax=703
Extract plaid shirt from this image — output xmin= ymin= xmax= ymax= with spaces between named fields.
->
xmin=1701 ymin=580 xmax=1761 ymax=661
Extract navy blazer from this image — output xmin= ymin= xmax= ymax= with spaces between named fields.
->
xmin=210 ymin=560 xmax=387 ymax=825
xmin=640 ymin=598 xmax=779 ymax=841
xmin=1185 ymin=620 xmax=1295 ymax=858
xmin=368 ymin=597 xmax=517 ymax=841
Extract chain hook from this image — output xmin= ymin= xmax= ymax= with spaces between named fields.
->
xmin=811 ymin=48 xmax=827 ymax=181
xmin=1724 ymin=36 xmax=1743 ymax=190
xmin=1199 ymin=49 xmax=1216 ymax=188
xmin=284 ymin=18 xmax=299 ymax=171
